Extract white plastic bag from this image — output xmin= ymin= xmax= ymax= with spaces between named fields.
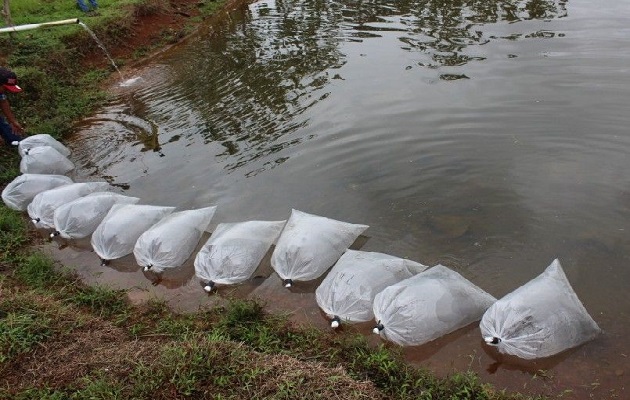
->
xmin=18 ymin=134 xmax=71 ymax=157
xmin=52 ymin=192 xmax=140 ymax=239
xmin=27 ymin=182 xmax=111 ymax=229
xmin=91 ymin=204 xmax=176 ymax=264
xmin=19 ymin=146 xmax=75 ymax=175
xmin=194 ymin=220 xmax=286 ymax=292
xmin=2 ymin=174 xmax=73 ymax=211
xmin=134 ymin=206 xmax=217 ymax=273
xmin=316 ymin=250 xmax=428 ymax=328
xmin=373 ymin=265 xmax=496 ymax=346
xmin=480 ymin=259 xmax=600 ymax=360
xmin=271 ymin=209 xmax=369 ymax=287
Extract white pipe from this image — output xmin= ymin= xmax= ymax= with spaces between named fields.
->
xmin=0 ymin=18 xmax=80 ymax=34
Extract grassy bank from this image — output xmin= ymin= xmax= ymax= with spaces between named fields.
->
xmin=0 ymin=1 xmax=549 ymax=399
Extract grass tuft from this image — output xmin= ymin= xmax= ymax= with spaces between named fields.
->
xmin=13 ymin=253 xmax=63 ymax=288
xmin=0 ymin=150 xmax=20 ymax=185
xmin=0 ymin=205 xmax=29 ymax=261
xmin=68 ymin=284 xmax=130 ymax=319
xmin=0 ymin=309 xmax=52 ymax=363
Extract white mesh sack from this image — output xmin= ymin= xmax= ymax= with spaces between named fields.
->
xmin=18 ymin=134 xmax=71 ymax=157
xmin=373 ymin=265 xmax=496 ymax=346
xmin=480 ymin=259 xmax=601 ymax=360
xmin=27 ymin=182 xmax=110 ymax=229
xmin=194 ymin=220 xmax=286 ymax=292
xmin=19 ymin=146 xmax=75 ymax=175
xmin=315 ymin=250 xmax=428 ymax=328
xmin=91 ymin=204 xmax=176 ymax=264
xmin=271 ymin=209 xmax=369 ymax=287
xmin=2 ymin=174 xmax=73 ymax=211
xmin=52 ymin=192 xmax=141 ymax=239
xmin=134 ymin=206 xmax=217 ymax=274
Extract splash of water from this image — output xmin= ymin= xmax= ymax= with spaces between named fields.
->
xmin=119 ymin=77 xmax=143 ymax=87
xmin=78 ymin=21 xmax=124 ymax=81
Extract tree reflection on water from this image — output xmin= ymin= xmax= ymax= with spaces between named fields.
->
xmin=169 ymin=0 xmax=566 ymax=169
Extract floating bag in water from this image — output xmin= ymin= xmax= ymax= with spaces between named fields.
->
xmin=52 ymin=192 xmax=140 ymax=239
xmin=2 ymin=174 xmax=73 ymax=211
xmin=480 ymin=259 xmax=600 ymax=360
xmin=271 ymin=209 xmax=369 ymax=287
xmin=194 ymin=220 xmax=286 ymax=292
xmin=19 ymin=146 xmax=75 ymax=175
xmin=27 ymin=182 xmax=111 ymax=229
xmin=18 ymin=134 xmax=71 ymax=157
xmin=91 ymin=204 xmax=176 ymax=264
xmin=373 ymin=265 xmax=496 ymax=346
xmin=134 ymin=206 xmax=217 ymax=274
xmin=316 ymin=250 xmax=428 ymax=328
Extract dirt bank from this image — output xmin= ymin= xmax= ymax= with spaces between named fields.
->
xmin=86 ymin=0 xmax=247 ymax=72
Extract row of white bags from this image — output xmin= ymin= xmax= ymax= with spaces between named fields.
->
xmin=315 ymin=251 xmax=496 ymax=343
xmin=195 ymin=208 xmax=601 ymax=360
xmin=2 ymin=172 xmax=368 ymax=289
xmin=1 ymin=172 xmax=367 ymax=287
xmin=101 ymin=207 xmax=366 ymax=284
xmin=1 ymin=173 xmax=215 ymax=271
xmin=316 ymin=253 xmax=600 ymax=360
xmin=196 ymin=209 xmax=367 ymax=291
xmin=2 ymin=172 xmax=600 ymax=360
xmin=16 ymin=134 xmax=75 ymax=175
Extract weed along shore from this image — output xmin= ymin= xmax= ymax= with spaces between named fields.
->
xmin=0 ymin=1 xmax=570 ymax=399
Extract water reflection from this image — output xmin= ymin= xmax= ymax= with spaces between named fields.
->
xmin=343 ymin=0 xmax=566 ymax=74
xmin=70 ymin=0 xmax=570 ymax=180
xmin=143 ymin=0 xmax=348 ymax=173
xmin=128 ymin=0 xmax=569 ymax=171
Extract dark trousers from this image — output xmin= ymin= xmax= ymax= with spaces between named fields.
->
xmin=0 ymin=118 xmax=22 ymax=145
xmin=77 ymin=0 xmax=99 ymax=12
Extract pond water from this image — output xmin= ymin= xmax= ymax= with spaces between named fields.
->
xmin=61 ymin=0 xmax=629 ymax=397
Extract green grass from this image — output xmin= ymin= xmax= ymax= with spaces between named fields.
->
xmin=0 ymin=149 xmax=20 ymax=184
xmin=0 ymin=389 xmax=67 ymax=400
xmin=0 ymin=305 xmax=52 ymax=363
xmin=7 ymin=0 xmax=143 ymax=32
xmin=0 ymin=205 xmax=29 ymax=261
xmin=13 ymin=252 xmax=63 ymax=288
xmin=11 ymin=251 xmax=131 ymax=321
xmin=68 ymin=284 xmax=130 ymax=319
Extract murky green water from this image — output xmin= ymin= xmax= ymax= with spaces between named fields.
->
xmin=65 ymin=0 xmax=629 ymax=397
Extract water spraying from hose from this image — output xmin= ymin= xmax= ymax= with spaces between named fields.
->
xmin=0 ymin=18 xmax=131 ymax=84
xmin=77 ymin=21 xmax=124 ymax=81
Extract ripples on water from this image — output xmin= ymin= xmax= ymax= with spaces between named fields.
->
xmin=67 ymin=0 xmax=630 ymax=397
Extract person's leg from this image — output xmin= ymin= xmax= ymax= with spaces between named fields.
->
xmin=76 ymin=0 xmax=91 ymax=12
xmin=0 ymin=118 xmax=23 ymax=145
xmin=88 ymin=0 xmax=99 ymax=9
